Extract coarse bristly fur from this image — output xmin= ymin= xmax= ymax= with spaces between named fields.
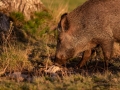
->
xmin=55 ymin=0 xmax=120 ymax=67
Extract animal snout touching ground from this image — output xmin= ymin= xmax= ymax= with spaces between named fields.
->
xmin=55 ymin=53 xmax=67 ymax=65
xmin=56 ymin=53 xmax=66 ymax=60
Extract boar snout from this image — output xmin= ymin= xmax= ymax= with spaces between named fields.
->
xmin=56 ymin=51 xmax=67 ymax=60
xmin=55 ymin=48 xmax=75 ymax=65
xmin=55 ymin=52 xmax=67 ymax=65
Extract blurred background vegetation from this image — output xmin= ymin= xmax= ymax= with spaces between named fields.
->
xmin=42 ymin=0 xmax=86 ymax=22
xmin=42 ymin=0 xmax=86 ymax=11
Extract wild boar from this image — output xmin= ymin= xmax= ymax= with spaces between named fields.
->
xmin=55 ymin=0 xmax=120 ymax=68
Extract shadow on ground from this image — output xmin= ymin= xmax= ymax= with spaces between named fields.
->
xmin=66 ymin=57 xmax=120 ymax=75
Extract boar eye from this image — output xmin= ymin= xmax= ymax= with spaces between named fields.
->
xmin=57 ymin=37 xmax=62 ymax=43
xmin=57 ymin=27 xmax=62 ymax=32
xmin=58 ymin=38 xmax=60 ymax=43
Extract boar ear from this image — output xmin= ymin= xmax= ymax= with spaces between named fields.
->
xmin=58 ymin=13 xmax=69 ymax=32
xmin=62 ymin=15 xmax=69 ymax=31
xmin=61 ymin=13 xmax=67 ymax=20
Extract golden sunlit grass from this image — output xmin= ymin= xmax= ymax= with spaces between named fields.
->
xmin=43 ymin=0 xmax=68 ymax=22
xmin=51 ymin=3 xmax=68 ymax=22
xmin=42 ymin=0 xmax=87 ymax=23
xmin=42 ymin=0 xmax=87 ymax=11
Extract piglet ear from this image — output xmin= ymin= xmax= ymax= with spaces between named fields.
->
xmin=58 ymin=13 xmax=69 ymax=32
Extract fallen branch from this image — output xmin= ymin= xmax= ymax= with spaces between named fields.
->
xmin=0 ymin=62 xmax=8 ymax=76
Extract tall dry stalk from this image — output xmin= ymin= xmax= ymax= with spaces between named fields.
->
xmin=0 ymin=21 xmax=14 ymax=76
xmin=47 ymin=0 xmax=68 ymax=22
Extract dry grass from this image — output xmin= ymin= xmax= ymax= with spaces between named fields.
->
xmin=45 ymin=0 xmax=68 ymax=22
xmin=0 ymin=21 xmax=33 ymax=75
xmin=0 ymin=71 xmax=120 ymax=90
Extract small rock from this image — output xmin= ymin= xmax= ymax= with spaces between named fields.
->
xmin=9 ymin=72 xmax=28 ymax=82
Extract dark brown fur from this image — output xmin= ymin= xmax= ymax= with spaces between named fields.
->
xmin=55 ymin=0 xmax=120 ymax=67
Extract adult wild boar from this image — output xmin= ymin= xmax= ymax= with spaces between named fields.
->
xmin=55 ymin=0 xmax=120 ymax=68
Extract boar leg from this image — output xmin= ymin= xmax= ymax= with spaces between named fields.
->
xmin=77 ymin=42 xmax=97 ymax=68
xmin=101 ymin=40 xmax=114 ymax=70
xmin=78 ymin=49 xmax=92 ymax=68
